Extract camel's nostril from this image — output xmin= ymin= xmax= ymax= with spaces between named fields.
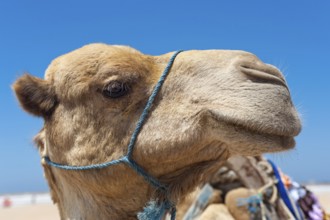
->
xmin=239 ymin=63 xmax=288 ymax=88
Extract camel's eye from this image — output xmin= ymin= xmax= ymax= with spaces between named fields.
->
xmin=102 ymin=81 xmax=129 ymax=98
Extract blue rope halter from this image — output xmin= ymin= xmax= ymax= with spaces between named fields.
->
xmin=43 ymin=50 xmax=183 ymax=220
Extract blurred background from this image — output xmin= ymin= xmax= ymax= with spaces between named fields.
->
xmin=1 ymin=0 xmax=329 ymax=218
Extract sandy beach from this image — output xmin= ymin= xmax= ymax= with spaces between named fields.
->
xmin=1 ymin=185 xmax=329 ymax=219
xmin=0 ymin=203 xmax=59 ymax=220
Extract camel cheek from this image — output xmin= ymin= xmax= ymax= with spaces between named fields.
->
xmin=12 ymin=74 xmax=58 ymax=117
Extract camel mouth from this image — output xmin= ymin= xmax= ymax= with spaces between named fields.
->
xmin=260 ymin=132 xmax=296 ymax=151
xmin=206 ymin=110 xmax=299 ymax=153
xmin=239 ymin=124 xmax=297 ymax=153
xmin=233 ymin=120 xmax=297 ymax=151
xmin=208 ymin=109 xmax=300 ymax=137
xmin=276 ymin=135 xmax=296 ymax=150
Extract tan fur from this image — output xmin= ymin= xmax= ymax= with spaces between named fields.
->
xmin=13 ymin=43 xmax=301 ymax=219
xmin=197 ymin=204 xmax=235 ymax=220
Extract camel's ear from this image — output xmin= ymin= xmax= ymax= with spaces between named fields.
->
xmin=12 ymin=74 xmax=58 ymax=117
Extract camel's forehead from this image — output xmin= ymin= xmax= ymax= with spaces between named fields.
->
xmin=43 ymin=44 xmax=158 ymax=101
xmin=44 ymin=43 xmax=144 ymax=81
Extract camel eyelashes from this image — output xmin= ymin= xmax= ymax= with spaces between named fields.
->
xmin=102 ymin=81 xmax=129 ymax=98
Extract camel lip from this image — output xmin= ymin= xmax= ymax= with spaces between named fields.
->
xmin=207 ymin=110 xmax=299 ymax=152
xmin=280 ymin=136 xmax=296 ymax=149
xmin=239 ymin=124 xmax=297 ymax=151
xmin=246 ymin=126 xmax=299 ymax=141
xmin=267 ymin=135 xmax=296 ymax=151
xmin=208 ymin=110 xmax=301 ymax=138
xmin=237 ymin=122 xmax=298 ymax=150
xmin=239 ymin=124 xmax=294 ymax=137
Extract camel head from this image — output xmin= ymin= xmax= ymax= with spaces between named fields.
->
xmin=13 ymin=43 xmax=301 ymax=219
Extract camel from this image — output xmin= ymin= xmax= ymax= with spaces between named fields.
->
xmin=13 ymin=43 xmax=301 ymax=220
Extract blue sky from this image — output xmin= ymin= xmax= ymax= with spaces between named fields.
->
xmin=1 ymin=0 xmax=329 ymax=194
